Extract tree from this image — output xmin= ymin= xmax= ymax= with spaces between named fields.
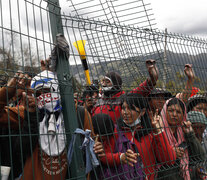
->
xmin=0 ymin=31 xmax=43 ymax=79
xmin=123 ymin=76 xmax=146 ymax=92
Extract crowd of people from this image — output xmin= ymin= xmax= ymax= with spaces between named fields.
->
xmin=0 ymin=54 xmax=207 ymax=179
xmin=76 ymin=61 xmax=207 ymax=180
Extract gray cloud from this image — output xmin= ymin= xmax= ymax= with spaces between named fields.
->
xmin=151 ymin=0 xmax=207 ymax=39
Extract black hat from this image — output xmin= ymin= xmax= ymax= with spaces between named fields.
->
xmin=187 ymin=111 xmax=207 ymax=125
xmin=149 ymin=88 xmax=172 ymax=100
xmin=186 ymin=94 xmax=207 ymax=112
xmin=105 ymin=72 xmax=122 ymax=90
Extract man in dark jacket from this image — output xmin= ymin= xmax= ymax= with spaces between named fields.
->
xmin=187 ymin=111 xmax=207 ymax=180
xmin=92 ymin=59 xmax=159 ymax=123
xmin=82 ymin=85 xmax=99 ymax=115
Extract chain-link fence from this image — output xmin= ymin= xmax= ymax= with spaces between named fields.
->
xmin=0 ymin=0 xmax=206 ymax=179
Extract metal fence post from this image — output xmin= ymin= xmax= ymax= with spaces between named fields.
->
xmin=47 ymin=0 xmax=86 ymax=179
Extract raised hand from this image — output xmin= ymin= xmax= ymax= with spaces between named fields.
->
xmin=150 ymin=109 xmax=163 ymax=134
xmin=184 ymin=64 xmax=195 ymax=82
xmin=93 ymin=140 xmax=105 ymax=158
xmin=22 ymin=91 xmax=36 ymax=112
xmin=7 ymin=71 xmax=31 ymax=90
xmin=173 ymin=147 xmax=185 ymax=159
xmin=146 ymin=59 xmax=159 ymax=86
xmin=120 ymin=149 xmax=139 ymax=167
xmin=182 ymin=121 xmax=193 ymax=134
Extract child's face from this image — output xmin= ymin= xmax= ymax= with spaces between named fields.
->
xmin=121 ymin=101 xmax=140 ymax=125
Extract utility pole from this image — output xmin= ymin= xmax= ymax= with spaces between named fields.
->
xmin=163 ymin=28 xmax=168 ymax=89
xmin=47 ymin=0 xmax=85 ymax=179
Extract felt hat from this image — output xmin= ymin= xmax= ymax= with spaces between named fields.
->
xmin=187 ymin=111 xmax=207 ymax=125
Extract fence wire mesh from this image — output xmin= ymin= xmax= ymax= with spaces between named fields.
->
xmin=0 ymin=0 xmax=206 ymax=180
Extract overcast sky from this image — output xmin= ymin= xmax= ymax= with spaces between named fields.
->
xmin=151 ymin=0 xmax=207 ymax=38
xmin=61 ymin=0 xmax=207 ymax=39
xmin=1 ymin=0 xmax=206 ymax=64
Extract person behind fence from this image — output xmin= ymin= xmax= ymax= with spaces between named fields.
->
xmin=74 ymin=91 xmax=95 ymax=136
xmin=82 ymin=85 xmax=99 ymax=115
xmin=72 ymin=91 xmax=104 ymax=180
xmin=186 ymin=94 xmax=207 ymax=157
xmin=0 ymin=71 xmax=36 ymax=179
xmin=42 ymin=58 xmax=95 ymax=134
xmin=18 ymin=69 xmax=68 ymax=180
xmin=97 ymin=93 xmax=176 ymax=180
xmin=74 ymin=92 xmax=83 ymax=105
xmin=148 ymin=64 xmax=195 ymax=114
xmin=92 ymin=59 xmax=159 ymax=124
xmin=29 ymin=66 xmax=98 ymax=179
xmin=92 ymin=113 xmax=144 ymax=180
xmin=186 ymin=94 xmax=207 ymax=117
xmin=157 ymin=98 xmax=205 ymax=180
xmin=12 ymin=69 xmax=103 ymax=180
xmin=148 ymin=88 xmax=172 ymax=113
xmin=187 ymin=111 xmax=207 ymax=180
xmin=188 ymin=111 xmax=207 ymax=143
